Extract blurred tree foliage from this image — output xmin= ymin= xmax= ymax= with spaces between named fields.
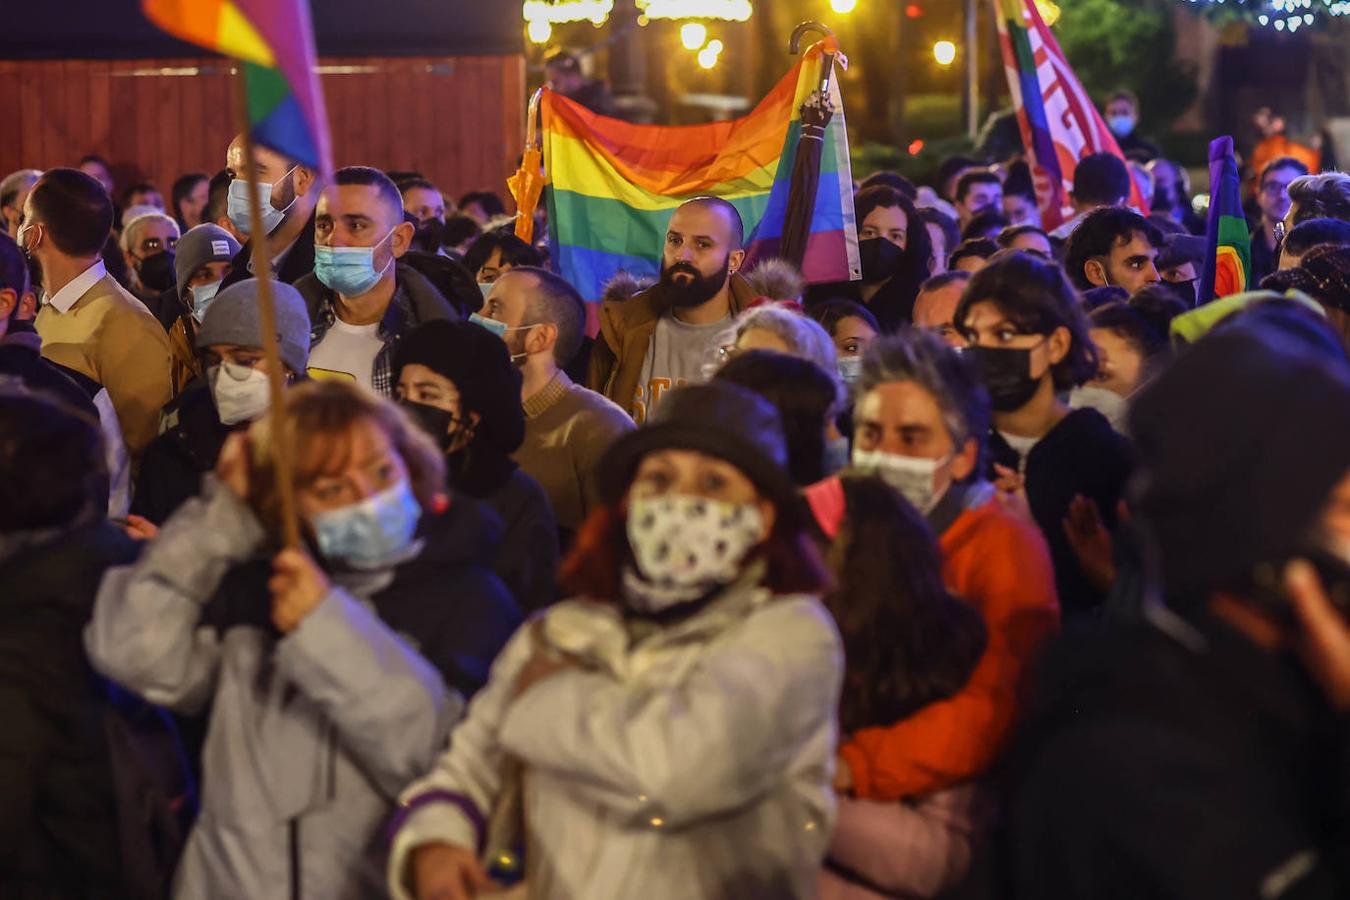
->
xmin=1054 ymin=0 xmax=1199 ymax=133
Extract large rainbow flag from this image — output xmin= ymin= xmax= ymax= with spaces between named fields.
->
xmin=543 ymin=41 xmax=858 ymax=303
xmin=993 ymin=0 xmax=1146 ymax=231
xmin=142 ymin=0 xmax=332 ymax=174
xmin=1199 ymin=136 xmax=1251 ymax=304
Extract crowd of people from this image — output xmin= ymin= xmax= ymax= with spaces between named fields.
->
xmin=3 ymin=82 xmax=1350 ymax=900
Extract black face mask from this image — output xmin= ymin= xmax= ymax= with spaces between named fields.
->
xmin=138 ymin=250 xmax=177 ymax=293
xmin=1163 ymin=277 xmax=1197 ymax=309
xmin=414 ymin=218 xmax=444 ymax=254
xmin=399 ymin=399 xmax=457 ymax=453
xmin=659 ymin=254 xmax=729 ymax=309
xmin=858 ymin=237 xmax=904 ymax=285
xmin=970 ymin=343 xmax=1044 ymax=412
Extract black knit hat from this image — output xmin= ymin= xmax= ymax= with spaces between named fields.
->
xmin=391 ymin=318 xmax=525 ymax=456
xmin=597 ymin=381 xmax=798 ymax=515
xmin=1129 ymin=325 xmax=1350 ymax=603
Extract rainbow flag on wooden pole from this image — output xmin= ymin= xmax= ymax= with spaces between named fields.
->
xmin=542 ymin=39 xmax=858 ymax=305
xmin=143 ymin=0 xmax=332 ymax=173
xmin=143 ymin=0 xmax=333 ymax=547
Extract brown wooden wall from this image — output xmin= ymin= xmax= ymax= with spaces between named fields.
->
xmin=0 ymin=56 xmax=524 ymax=209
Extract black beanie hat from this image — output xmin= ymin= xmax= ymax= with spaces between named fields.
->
xmin=597 ymin=381 xmax=798 ymax=517
xmin=391 ymin=318 xmax=525 ymax=456
xmin=1129 ymin=326 xmax=1350 ymax=603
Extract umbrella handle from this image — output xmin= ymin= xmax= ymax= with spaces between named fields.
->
xmin=525 ymin=87 xmax=544 ymax=151
xmin=789 ymin=21 xmax=839 ymax=96
xmin=788 ymin=20 xmax=835 ymax=55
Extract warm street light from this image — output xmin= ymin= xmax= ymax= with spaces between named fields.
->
xmin=933 ymin=40 xmax=956 ymax=65
xmin=706 ymin=38 xmax=724 ymax=53
xmin=681 ymin=22 xmax=708 ymax=49
xmin=831 ymin=0 xmax=859 ymax=12
xmin=698 ymin=45 xmax=720 ymax=67
xmin=528 ymin=18 xmax=554 ymax=43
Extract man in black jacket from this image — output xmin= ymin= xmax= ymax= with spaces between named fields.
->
xmin=219 ymin=133 xmax=321 ymax=289
xmin=298 ymin=166 xmax=457 ymax=396
xmin=1004 ymin=318 xmax=1350 ymax=898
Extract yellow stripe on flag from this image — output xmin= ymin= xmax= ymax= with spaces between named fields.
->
xmin=217 ymin=1 xmax=276 ymax=67
xmin=547 ymin=130 xmax=780 ymax=210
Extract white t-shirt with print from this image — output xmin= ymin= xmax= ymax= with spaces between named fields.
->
xmin=307 ymin=319 xmax=382 ymax=392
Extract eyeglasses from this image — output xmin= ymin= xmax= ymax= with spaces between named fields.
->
xmin=138 ymin=236 xmax=177 ymax=254
xmin=1261 ymin=181 xmax=1293 ymax=197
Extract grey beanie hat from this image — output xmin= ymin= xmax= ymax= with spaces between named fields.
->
xmin=195 ymin=278 xmax=312 ymax=374
xmin=174 ymin=223 xmax=241 ymax=299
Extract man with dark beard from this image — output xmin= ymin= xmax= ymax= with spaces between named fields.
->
xmin=587 ymin=196 xmax=754 ymax=421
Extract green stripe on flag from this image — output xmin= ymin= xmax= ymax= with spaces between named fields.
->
xmin=1217 ymin=213 xmax=1252 ymax=276
xmin=244 ymin=62 xmax=290 ymax=124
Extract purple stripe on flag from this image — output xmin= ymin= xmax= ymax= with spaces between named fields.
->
xmin=746 ymin=227 xmax=855 ymax=284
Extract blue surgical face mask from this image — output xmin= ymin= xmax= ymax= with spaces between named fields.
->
xmin=314 ymin=228 xmax=395 ymax=297
xmin=311 ymin=478 xmax=421 ymax=570
xmin=190 ymin=280 xmax=223 ymax=324
xmin=822 ymin=435 xmax=850 ymax=475
xmin=226 ymin=165 xmax=297 ymax=236
xmin=1107 ymin=114 xmax=1136 ymax=139
xmin=468 ymin=312 xmax=508 ymax=338
xmin=837 ymin=355 xmax=863 ymax=384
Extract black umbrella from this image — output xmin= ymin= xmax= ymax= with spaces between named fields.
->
xmin=779 ymin=22 xmax=840 ymax=269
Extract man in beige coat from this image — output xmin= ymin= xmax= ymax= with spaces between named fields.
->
xmin=23 ymin=168 xmax=173 ymax=463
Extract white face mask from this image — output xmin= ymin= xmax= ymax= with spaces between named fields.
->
xmin=210 ymin=362 xmax=271 ymax=426
xmin=851 ymin=447 xmax=951 ymax=514
xmin=623 ymin=493 xmax=766 ymax=614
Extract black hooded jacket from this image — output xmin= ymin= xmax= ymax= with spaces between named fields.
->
xmin=1003 ymin=607 xmax=1350 ymax=898
xmin=132 ymin=384 xmax=235 ymax=525
xmin=989 ymin=407 xmax=1132 ymax=620
xmin=0 ymin=523 xmax=142 ymax=895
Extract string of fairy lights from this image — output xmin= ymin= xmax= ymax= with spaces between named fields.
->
xmin=520 ymin=0 xmax=1345 ymax=60
xmin=1178 ymin=0 xmax=1347 ymax=32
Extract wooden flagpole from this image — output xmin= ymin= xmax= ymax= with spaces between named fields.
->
xmin=233 ymin=65 xmax=301 ymax=550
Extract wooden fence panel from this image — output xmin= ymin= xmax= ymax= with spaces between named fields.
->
xmin=0 ymin=56 xmax=524 ymax=214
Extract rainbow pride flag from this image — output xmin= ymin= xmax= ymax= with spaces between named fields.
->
xmin=542 ymin=42 xmax=858 ymax=303
xmin=993 ymin=0 xmax=1146 ymax=231
xmin=143 ymin=0 xmax=331 ymax=173
xmin=1199 ymin=136 xmax=1251 ymax=304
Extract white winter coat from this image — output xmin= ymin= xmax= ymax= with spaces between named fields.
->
xmin=86 ymin=482 xmax=460 ymax=898
xmin=388 ymin=565 xmax=844 ymax=900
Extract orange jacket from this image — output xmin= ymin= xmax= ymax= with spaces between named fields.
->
xmin=839 ymin=495 xmax=1060 ymax=800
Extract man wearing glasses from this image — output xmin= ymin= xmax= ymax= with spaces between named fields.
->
xmin=1251 ymin=156 xmax=1309 ymax=284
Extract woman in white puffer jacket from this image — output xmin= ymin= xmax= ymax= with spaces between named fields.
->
xmin=389 ymin=381 xmax=844 ymax=900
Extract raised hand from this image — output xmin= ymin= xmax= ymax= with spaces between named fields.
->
xmin=412 ymin=842 xmax=498 ymax=900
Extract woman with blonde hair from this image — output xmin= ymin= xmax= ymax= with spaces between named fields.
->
xmin=88 ymin=379 xmax=521 ymax=897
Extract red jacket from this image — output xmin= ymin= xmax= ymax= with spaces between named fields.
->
xmin=839 ymin=493 xmax=1060 ymax=800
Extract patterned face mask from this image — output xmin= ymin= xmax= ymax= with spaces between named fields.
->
xmin=622 ymin=493 xmax=766 ymax=614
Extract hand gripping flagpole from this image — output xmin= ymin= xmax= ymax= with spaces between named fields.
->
xmin=232 ymin=65 xmax=301 ymax=550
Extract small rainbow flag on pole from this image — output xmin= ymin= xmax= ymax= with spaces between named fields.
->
xmin=143 ymin=0 xmax=332 ymax=174
xmin=542 ymin=41 xmax=858 ymax=304
xmin=1199 ymin=136 xmax=1251 ymax=304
